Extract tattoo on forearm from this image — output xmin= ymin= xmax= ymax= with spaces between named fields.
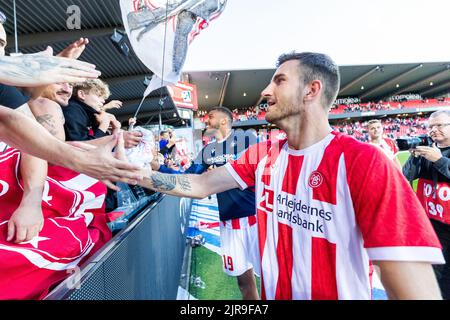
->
xmin=36 ymin=114 xmax=58 ymax=136
xmin=177 ymin=175 xmax=192 ymax=192
xmin=150 ymin=173 xmax=192 ymax=192
xmin=0 ymin=55 xmax=59 ymax=80
xmin=151 ymin=172 xmax=177 ymax=191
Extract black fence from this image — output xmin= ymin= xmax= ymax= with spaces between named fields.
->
xmin=45 ymin=194 xmax=192 ymax=300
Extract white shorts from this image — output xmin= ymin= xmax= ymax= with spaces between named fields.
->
xmin=219 ymin=215 xmax=260 ymax=277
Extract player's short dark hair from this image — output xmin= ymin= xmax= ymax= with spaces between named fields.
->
xmin=277 ymin=51 xmax=340 ymax=109
xmin=209 ymin=106 xmax=233 ymax=125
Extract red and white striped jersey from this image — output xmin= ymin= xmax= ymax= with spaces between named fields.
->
xmin=225 ymin=132 xmax=444 ymax=300
xmin=221 ymin=215 xmax=257 ymax=230
xmin=369 ymin=137 xmax=398 ymax=160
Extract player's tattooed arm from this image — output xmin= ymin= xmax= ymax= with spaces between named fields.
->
xmin=140 ymin=166 xmax=239 ymax=199
xmin=148 ymin=172 xmax=192 ymax=192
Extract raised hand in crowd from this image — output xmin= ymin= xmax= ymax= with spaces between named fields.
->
xmin=113 ymin=130 xmax=127 ymax=162
xmin=95 ymin=111 xmax=118 ymax=133
xmin=108 ymin=118 xmax=122 ymax=137
xmin=25 ymin=39 xmax=91 ymax=99
xmin=67 ymin=133 xmax=143 ymax=190
xmin=57 ymin=37 xmax=89 ymax=60
xmin=101 ymin=100 xmax=123 ymax=111
xmin=166 ymin=131 xmax=177 ymax=148
xmin=0 ymin=47 xmax=100 ymax=87
xmin=128 ymin=117 xmax=137 ymax=127
xmin=123 ymin=130 xmax=143 ymax=148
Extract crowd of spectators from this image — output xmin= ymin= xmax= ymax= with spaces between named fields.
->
xmin=0 ymin=16 xmax=148 ymax=298
xmin=153 ymin=128 xmax=194 ymax=172
xmin=197 ymin=107 xmax=267 ymax=123
xmin=196 ymin=98 xmax=450 ymax=124
xmin=332 ymin=116 xmax=428 ymax=142
xmin=330 ymin=98 xmax=450 ymax=114
xmin=197 ymin=114 xmax=429 ymax=145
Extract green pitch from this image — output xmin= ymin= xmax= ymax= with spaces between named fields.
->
xmin=189 ymin=246 xmax=260 ymax=300
xmin=396 ymin=151 xmax=418 ymax=191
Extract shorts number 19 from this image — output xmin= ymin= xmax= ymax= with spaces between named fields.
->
xmin=222 ymin=255 xmax=234 ymax=271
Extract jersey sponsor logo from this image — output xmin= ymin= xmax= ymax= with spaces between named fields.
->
xmin=308 ymin=171 xmax=324 ymax=188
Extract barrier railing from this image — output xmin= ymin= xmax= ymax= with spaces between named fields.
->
xmin=45 ymin=194 xmax=192 ymax=300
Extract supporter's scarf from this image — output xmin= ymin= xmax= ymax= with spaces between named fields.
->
xmin=120 ymin=0 xmax=227 ymax=96
xmin=0 ymin=146 xmax=111 ymax=300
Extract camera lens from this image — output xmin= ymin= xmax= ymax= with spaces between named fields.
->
xmin=396 ymin=135 xmax=431 ymax=151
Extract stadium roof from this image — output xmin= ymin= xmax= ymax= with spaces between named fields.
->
xmin=2 ymin=0 xmax=450 ymax=122
xmin=185 ymin=61 xmax=450 ymax=110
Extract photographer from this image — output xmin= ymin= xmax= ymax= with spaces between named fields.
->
xmin=403 ymin=110 xmax=450 ymax=299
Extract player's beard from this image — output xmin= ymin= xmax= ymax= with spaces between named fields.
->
xmin=265 ymin=96 xmax=302 ymax=125
xmin=204 ymin=123 xmax=220 ymax=137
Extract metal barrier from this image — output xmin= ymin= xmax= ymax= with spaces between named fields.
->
xmin=45 ymin=194 xmax=192 ymax=300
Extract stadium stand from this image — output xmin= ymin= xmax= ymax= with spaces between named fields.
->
xmin=1 ymin=0 xmax=450 ymax=301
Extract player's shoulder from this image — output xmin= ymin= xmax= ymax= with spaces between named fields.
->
xmin=332 ymin=132 xmax=385 ymax=160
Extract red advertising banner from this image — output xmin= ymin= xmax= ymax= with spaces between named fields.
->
xmin=167 ymin=82 xmax=198 ymax=111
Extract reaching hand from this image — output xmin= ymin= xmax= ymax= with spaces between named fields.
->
xmin=69 ymin=134 xmax=143 ymax=190
xmin=102 ymin=100 xmax=123 ymax=111
xmin=7 ymin=203 xmax=44 ymax=243
xmin=114 ymin=130 xmax=127 ymax=161
xmin=128 ymin=117 xmax=137 ymax=127
xmin=57 ymin=38 xmax=89 ymax=60
xmin=123 ymin=130 xmax=143 ymax=148
xmin=0 ymin=51 xmax=101 ymax=87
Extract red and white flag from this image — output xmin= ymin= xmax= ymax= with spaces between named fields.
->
xmin=0 ymin=146 xmax=111 ymax=300
xmin=120 ymin=0 xmax=227 ymax=96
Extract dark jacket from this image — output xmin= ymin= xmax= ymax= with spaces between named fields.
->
xmin=0 ymin=84 xmax=29 ymax=109
xmin=62 ymin=98 xmax=108 ymax=141
xmin=159 ymin=130 xmax=258 ymax=221
xmin=403 ymin=146 xmax=450 ymax=183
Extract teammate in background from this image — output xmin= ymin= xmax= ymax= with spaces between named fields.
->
xmin=151 ymin=107 xmax=260 ymax=300
xmin=367 ymin=119 xmax=401 ymax=168
xmin=135 ymin=51 xmax=444 ymax=300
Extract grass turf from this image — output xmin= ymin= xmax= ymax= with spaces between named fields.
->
xmin=189 ymin=245 xmax=260 ymax=300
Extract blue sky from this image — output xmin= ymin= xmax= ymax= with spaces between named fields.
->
xmin=183 ymin=0 xmax=450 ymax=71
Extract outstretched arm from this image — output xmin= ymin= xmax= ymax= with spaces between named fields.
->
xmin=0 ymin=106 xmax=142 ymax=186
xmin=140 ymin=166 xmax=240 ymax=199
xmin=0 ymin=49 xmax=100 ymax=87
